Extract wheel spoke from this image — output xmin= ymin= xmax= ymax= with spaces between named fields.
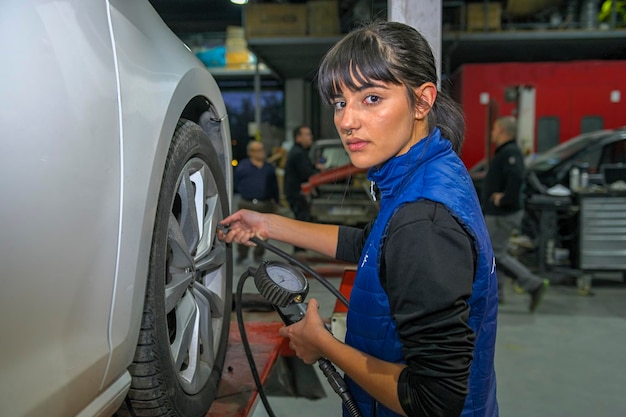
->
xmin=195 ymin=281 xmax=225 ymax=320
xmin=165 ymin=270 xmax=193 ymax=314
xmin=195 ymin=193 xmax=220 ymax=261
xmin=196 ymin=239 xmax=227 ymax=273
xmin=178 ymin=170 xmax=200 ymax=252
xmin=168 ymin=213 xmax=194 ymax=269
xmin=179 ymin=286 xmax=215 ymax=391
xmin=171 ymin=293 xmax=197 ymax=372
xmin=174 ymin=286 xmax=214 ymax=393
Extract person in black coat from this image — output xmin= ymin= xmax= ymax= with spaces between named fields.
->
xmin=483 ymin=116 xmax=549 ymax=312
xmin=283 ymin=125 xmax=324 ymax=252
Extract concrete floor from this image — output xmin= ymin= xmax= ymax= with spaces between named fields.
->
xmin=230 ymin=220 xmax=626 ymax=417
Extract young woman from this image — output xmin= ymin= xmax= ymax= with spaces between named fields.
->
xmin=219 ymin=21 xmax=499 ymax=417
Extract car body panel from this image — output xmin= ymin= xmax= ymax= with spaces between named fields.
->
xmin=1 ymin=2 xmax=121 ymax=416
xmin=520 ymin=127 xmax=626 ymax=271
xmin=105 ymin=0 xmax=231 ymax=390
xmin=525 ymin=127 xmax=626 ymax=193
xmin=0 ymin=1 xmax=232 ymax=416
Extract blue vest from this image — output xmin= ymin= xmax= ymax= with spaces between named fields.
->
xmin=343 ymin=129 xmax=499 ymax=417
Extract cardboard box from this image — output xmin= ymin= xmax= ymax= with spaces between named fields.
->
xmin=307 ymin=0 xmax=340 ymax=36
xmin=467 ymin=2 xmax=501 ymax=31
xmin=245 ymin=4 xmax=307 ymax=38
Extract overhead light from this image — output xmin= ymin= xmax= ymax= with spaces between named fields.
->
xmin=230 ymin=0 xmax=248 ymax=4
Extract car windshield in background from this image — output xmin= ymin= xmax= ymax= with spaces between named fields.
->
xmin=307 ymin=139 xmax=378 ymax=226
xmin=322 ymin=144 xmax=351 ymax=168
xmin=311 ymin=139 xmax=351 ymax=168
xmin=528 ymin=131 xmax=607 ymax=172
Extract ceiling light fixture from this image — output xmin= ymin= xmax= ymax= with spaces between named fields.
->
xmin=230 ymin=0 xmax=248 ymax=4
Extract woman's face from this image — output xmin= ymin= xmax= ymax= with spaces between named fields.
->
xmin=332 ymin=79 xmax=429 ymax=169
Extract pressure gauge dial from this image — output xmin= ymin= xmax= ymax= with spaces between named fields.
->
xmin=253 ymin=261 xmax=309 ymax=307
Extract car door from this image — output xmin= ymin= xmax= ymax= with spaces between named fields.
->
xmin=0 ymin=2 xmax=121 ymax=416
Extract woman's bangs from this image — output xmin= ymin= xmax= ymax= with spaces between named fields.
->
xmin=318 ymin=51 xmax=353 ymax=103
xmin=319 ymin=43 xmax=397 ymax=103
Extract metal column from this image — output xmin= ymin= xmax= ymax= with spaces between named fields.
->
xmin=389 ymin=0 xmax=442 ymax=85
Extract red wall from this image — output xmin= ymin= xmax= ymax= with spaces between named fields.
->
xmin=451 ymin=61 xmax=626 ymax=169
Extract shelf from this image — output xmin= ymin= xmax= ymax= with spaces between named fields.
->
xmin=443 ymin=28 xmax=626 ymax=73
xmin=208 ymin=64 xmax=275 ymax=79
xmin=246 ymin=29 xmax=626 ymax=80
xmin=246 ymin=36 xmax=342 ymax=80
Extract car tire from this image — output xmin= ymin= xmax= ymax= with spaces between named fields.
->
xmin=117 ymin=119 xmax=232 ymax=417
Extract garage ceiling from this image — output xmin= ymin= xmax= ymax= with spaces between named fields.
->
xmin=149 ymin=0 xmax=626 ymax=80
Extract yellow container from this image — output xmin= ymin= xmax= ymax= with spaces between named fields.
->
xmin=226 ymin=51 xmax=250 ymax=67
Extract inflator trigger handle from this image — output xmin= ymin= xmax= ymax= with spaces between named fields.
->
xmin=216 ymin=223 xmax=230 ymax=234
xmin=276 ymin=302 xmax=333 ymax=333
xmin=275 ymin=302 xmax=307 ymax=326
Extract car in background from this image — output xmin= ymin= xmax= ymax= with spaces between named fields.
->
xmin=521 ymin=127 xmax=626 ymax=260
xmin=524 ymin=126 xmax=626 ymax=196
xmin=0 ymin=2 xmax=233 ymax=417
xmin=303 ymin=139 xmax=379 ymax=226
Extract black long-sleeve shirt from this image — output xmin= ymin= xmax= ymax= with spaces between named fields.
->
xmin=482 ymin=140 xmax=525 ymax=214
xmin=284 ymin=143 xmax=319 ymax=202
xmin=336 ymin=200 xmax=476 ymax=417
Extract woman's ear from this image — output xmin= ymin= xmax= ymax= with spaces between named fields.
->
xmin=414 ymin=82 xmax=437 ymax=120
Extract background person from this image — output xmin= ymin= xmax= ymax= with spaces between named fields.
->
xmin=233 ymin=140 xmax=279 ymax=264
xmin=220 ymin=21 xmax=498 ymax=417
xmin=482 ymin=115 xmax=549 ymax=312
xmin=283 ymin=125 xmax=325 ymax=253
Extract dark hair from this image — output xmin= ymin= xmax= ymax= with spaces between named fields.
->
xmin=317 ymin=20 xmax=465 ymax=154
xmin=292 ymin=125 xmax=307 ymax=140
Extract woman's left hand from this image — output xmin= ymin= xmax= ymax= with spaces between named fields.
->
xmin=278 ymin=298 xmax=332 ymax=365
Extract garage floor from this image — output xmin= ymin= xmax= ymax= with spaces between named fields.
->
xmin=230 ymin=208 xmax=626 ymax=417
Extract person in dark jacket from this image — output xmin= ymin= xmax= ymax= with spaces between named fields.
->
xmin=233 ymin=140 xmax=279 ymax=263
xmin=219 ymin=21 xmax=499 ymax=417
xmin=283 ymin=125 xmax=324 ymax=252
xmin=483 ymin=116 xmax=549 ymax=312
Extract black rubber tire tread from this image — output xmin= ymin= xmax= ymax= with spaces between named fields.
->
xmin=120 ymin=119 xmax=232 ymax=417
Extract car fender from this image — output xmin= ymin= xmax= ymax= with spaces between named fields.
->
xmin=103 ymin=0 xmax=232 ymax=394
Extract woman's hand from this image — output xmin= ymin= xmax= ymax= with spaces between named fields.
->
xmin=278 ymin=299 xmax=333 ymax=365
xmin=217 ymin=209 xmax=269 ymax=246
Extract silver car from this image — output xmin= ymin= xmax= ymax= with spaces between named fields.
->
xmin=0 ymin=2 xmax=233 ymax=417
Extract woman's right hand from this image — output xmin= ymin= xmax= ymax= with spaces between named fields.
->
xmin=278 ymin=299 xmax=334 ymax=365
xmin=217 ymin=209 xmax=269 ymax=246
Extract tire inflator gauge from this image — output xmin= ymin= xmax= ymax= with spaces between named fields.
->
xmin=253 ymin=261 xmax=309 ymax=324
xmin=251 ymin=260 xmax=361 ymax=417
xmin=219 ymin=224 xmax=361 ymax=417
